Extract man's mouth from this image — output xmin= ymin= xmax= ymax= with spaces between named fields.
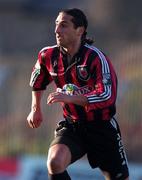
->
xmin=56 ymin=34 xmax=63 ymax=39
xmin=57 ymin=36 xmax=62 ymax=40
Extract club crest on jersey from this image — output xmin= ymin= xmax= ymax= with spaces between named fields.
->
xmin=77 ymin=65 xmax=90 ymax=81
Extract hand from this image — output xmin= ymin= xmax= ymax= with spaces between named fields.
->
xmin=47 ymin=91 xmax=88 ymax=106
xmin=27 ymin=109 xmax=43 ymax=128
xmin=47 ymin=91 xmax=72 ymax=104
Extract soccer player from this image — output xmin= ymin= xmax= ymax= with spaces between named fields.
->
xmin=27 ymin=8 xmax=129 ymax=180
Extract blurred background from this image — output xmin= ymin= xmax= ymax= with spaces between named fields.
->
xmin=0 ymin=0 xmax=142 ymax=179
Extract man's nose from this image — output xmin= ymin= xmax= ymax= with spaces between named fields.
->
xmin=55 ymin=25 xmax=60 ymax=34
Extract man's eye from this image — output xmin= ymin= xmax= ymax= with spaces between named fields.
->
xmin=61 ymin=24 xmax=68 ymax=28
xmin=55 ymin=22 xmax=68 ymax=29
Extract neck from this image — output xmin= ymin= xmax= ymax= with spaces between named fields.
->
xmin=63 ymin=40 xmax=81 ymax=58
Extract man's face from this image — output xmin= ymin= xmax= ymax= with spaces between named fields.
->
xmin=55 ymin=12 xmax=82 ymax=48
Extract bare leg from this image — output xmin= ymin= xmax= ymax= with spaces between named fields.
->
xmin=47 ymin=144 xmax=71 ymax=174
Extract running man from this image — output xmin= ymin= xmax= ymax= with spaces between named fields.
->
xmin=27 ymin=8 xmax=129 ymax=180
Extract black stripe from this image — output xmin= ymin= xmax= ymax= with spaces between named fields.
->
xmin=41 ymin=64 xmax=52 ymax=88
xmin=61 ymin=53 xmax=70 ymax=84
xmin=64 ymin=61 xmax=87 ymax=121
xmin=50 ymin=47 xmax=61 ymax=87
xmin=86 ymin=50 xmax=98 ymax=74
xmin=62 ymin=54 xmax=69 ymax=72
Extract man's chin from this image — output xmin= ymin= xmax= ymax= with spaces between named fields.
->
xmin=57 ymin=42 xmax=65 ymax=47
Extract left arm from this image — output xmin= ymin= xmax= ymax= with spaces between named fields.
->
xmin=84 ymin=52 xmax=117 ymax=111
xmin=47 ymin=92 xmax=88 ymax=107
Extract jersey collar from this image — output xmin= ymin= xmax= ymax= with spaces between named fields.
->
xmin=59 ymin=43 xmax=85 ymax=63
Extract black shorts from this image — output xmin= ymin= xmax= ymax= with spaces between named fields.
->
xmin=50 ymin=118 xmax=129 ymax=179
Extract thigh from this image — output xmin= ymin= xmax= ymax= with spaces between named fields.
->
xmin=86 ymin=119 xmax=129 ymax=179
xmin=49 ymin=120 xmax=86 ymax=163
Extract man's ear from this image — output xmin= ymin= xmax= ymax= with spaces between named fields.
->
xmin=77 ymin=27 xmax=85 ymax=36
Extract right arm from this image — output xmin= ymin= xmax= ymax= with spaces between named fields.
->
xmin=27 ymin=48 xmax=53 ymax=128
xmin=27 ymin=91 xmax=44 ymax=128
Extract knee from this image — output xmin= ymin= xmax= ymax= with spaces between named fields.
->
xmin=47 ymin=156 xmax=65 ymax=174
xmin=47 ymin=144 xmax=71 ymax=174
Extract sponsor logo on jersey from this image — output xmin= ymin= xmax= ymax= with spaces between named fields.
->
xmin=57 ymin=83 xmax=94 ymax=96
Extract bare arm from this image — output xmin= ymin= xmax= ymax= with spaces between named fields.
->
xmin=47 ymin=91 xmax=88 ymax=106
xmin=27 ymin=91 xmax=44 ymax=128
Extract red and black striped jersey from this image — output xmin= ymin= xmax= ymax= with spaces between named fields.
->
xmin=30 ymin=43 xmax=117 ymax=122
